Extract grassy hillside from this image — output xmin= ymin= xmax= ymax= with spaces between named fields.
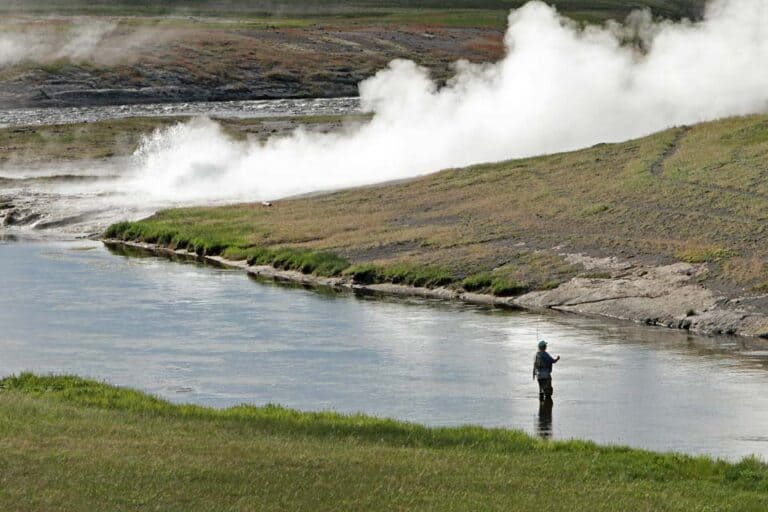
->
xmin=0 ymin=1 xmax=705 ymax=22
xmin=0 ymin=1 xmax=705 ymax=108
xmin=107 ymin=114 xmax=768 ymax=298
xmin=0 ymin=373 xmax=765 ymax=511
xmin=0 ymin=14 xmax=505 ymax=108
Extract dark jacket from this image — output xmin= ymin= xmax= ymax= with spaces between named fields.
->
xmin=533 ymin=351 xmax=556 ymax=380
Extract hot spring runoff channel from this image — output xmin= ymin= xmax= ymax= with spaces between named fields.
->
xmin=2 ymin=239 xmax=768 ymax=461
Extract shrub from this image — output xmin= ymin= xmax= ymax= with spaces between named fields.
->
xmin=581 ymin=203 xmax=610 ymax=216
xmin=104 ymin=221 xmax=132 ymax=239
xmin=490 ymin=278 xmax=528 ymax=297
xmin=461 ymin=272 xmax=528 ymax=297
xmin=676 ymin=246 xmax=735 ymax=264
xmin=462 ymin=272 xmax=494 ymax=292
xmin=245 ymin=247 xmax=349 ymax=276
xmin=380 ymin=265 xmax=453 ymax=288
xmin=345 ymin=264 xmax=453 ymax=288
xmin=344 ymin=264 xmax=381 ymax=284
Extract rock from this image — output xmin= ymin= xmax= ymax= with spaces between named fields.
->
xmin=514 ymin=262 xmax=725 ymax=333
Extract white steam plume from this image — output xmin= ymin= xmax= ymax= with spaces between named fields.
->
xmin=0 ymin=19 xmax=158 ymax=67
xmin=124 ymin=0 xmax=768 ymax=203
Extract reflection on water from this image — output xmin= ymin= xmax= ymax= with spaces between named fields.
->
xmin=2 ymin=239 xmax=768 ymax=460
xmin=536 ymin=399 xmax=554 ymax=439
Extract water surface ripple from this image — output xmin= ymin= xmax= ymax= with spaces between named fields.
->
xmin=0 ymin=97 xmax=360 ymax=128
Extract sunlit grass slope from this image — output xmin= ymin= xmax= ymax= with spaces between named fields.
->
xmin=0 ymin=373 xmax=765 ymax=511
xmin=108 ymin=114 xmax=768 ymax=298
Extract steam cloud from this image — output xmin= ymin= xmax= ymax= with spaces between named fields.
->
xmin=118 ymin=0 xmax=768 ymax=203
xmin=0 ymin=19 xmax=157 ymax=67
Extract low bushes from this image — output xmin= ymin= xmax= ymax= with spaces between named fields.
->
xmin=462 ymin=272 xmax=529 ymax=297
xmin=345 ymin=263 xmax=454 ymax=288
xmin=107 ymin=221 xmax=527 ymax=295
xmin=242 ymin=246 xmax=350 ymax=277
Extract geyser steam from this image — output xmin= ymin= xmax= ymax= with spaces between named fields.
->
xmin=0 ymin=19 xmax=163 ymax=67
xmin=126 ymin=0 xmax=768 ymax=203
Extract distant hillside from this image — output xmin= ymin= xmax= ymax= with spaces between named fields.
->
xmin=0 ymin=0 xmax=707 ymax=20
xmin=0 ymin=1 xmax=706 ymax=108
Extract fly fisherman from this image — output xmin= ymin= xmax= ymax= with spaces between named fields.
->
xmin=533 ymin=340 xmax=560 ymax=401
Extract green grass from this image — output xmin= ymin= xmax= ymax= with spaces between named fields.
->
xmin=0 ymin=373 xmax=765 ymax=511
xmin=0 ymin=116 xmax=365 ymax=166
xmin=675 ymin=246 xmax=736 ymax=264
xmin=106 ymin=221 xmax=349 ymax=276
xmin=106 ymin=113 xmax=768 ymax=299
xmin=462 ymin=271 xmax=528 ymax=296
xmin=0 ymin=118 xmax=182 ymax=165
xmin=241 ymin=246 xmax=350 ymax=276
xmin=345 ymin=263 xmax=454 ymax=287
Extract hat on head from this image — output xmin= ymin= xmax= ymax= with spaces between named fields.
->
xmin=538 ymin=340 xmax=547 ymax=349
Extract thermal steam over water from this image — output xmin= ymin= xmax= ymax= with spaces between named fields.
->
xmin=0 ymin=98 xmax=359 ymax=236
xmin=120 ymin=0 xmax=768 ymax=203
xmin=2 ymin=0 xmax=768 ymax=235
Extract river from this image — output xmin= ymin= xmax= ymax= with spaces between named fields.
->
xmin=2 ymin=238 xmax=768 ymax=461
xmin=2 ymin=98 xmax=768 ymax=462
xmin=0 ymin=97 xmax=362 ymax=236
xmin=0 ymin=97 xmax=360 ymax=128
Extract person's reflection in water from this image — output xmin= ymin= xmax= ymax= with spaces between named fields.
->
xmin=536 ymin=398 xmax=554 ymax=439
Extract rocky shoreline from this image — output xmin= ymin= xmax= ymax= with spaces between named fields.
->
xmin=105 ymin=239 xmax=768 ymax=339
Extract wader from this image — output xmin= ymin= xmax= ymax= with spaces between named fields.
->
xmin=537 ymin=377 xmax=553 ymax=401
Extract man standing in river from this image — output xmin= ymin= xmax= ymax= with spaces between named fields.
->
xmin=533 ymin=340 xmax=560 ymax=401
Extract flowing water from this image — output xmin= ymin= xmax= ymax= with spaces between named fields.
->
xmin=0 ymin=97 xmax=361 ymax=236
xmin=2 ymin=99 xmax=768 ymax=462
xmin=2 ymin=238 xmax=768 ymax=461
xmin=0 ymin=97 xmax=360 ymax=128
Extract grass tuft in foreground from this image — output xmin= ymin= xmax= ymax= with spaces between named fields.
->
xmin=0 ymin=373 xmax=766 ymax=511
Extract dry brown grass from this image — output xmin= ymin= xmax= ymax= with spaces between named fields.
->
xmin=0 ymin=16 xmax=505 ymax=108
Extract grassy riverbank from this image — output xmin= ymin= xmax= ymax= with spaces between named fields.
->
xmin=0 ymin=373 xmax=765 ymax=511
xmin=106 ymin=113 xmax=768 ymax=300
xmin=0 ymin=115 xmax=367 ymax=166
xmin=0 ymin=1 xmax=703 ymax=109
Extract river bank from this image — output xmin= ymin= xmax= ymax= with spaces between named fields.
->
xmin=102 ymin=113 xmax=768 ymax=340
xmin=106 ymin=239 xmax=518 ymax=307
xmin=7 ymin=239 xmax=768 ymax=459
xmin=106 ymin=238 xmax=768 ymax=339
xmin=0 ymin=373 xmax=765 ymax=511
